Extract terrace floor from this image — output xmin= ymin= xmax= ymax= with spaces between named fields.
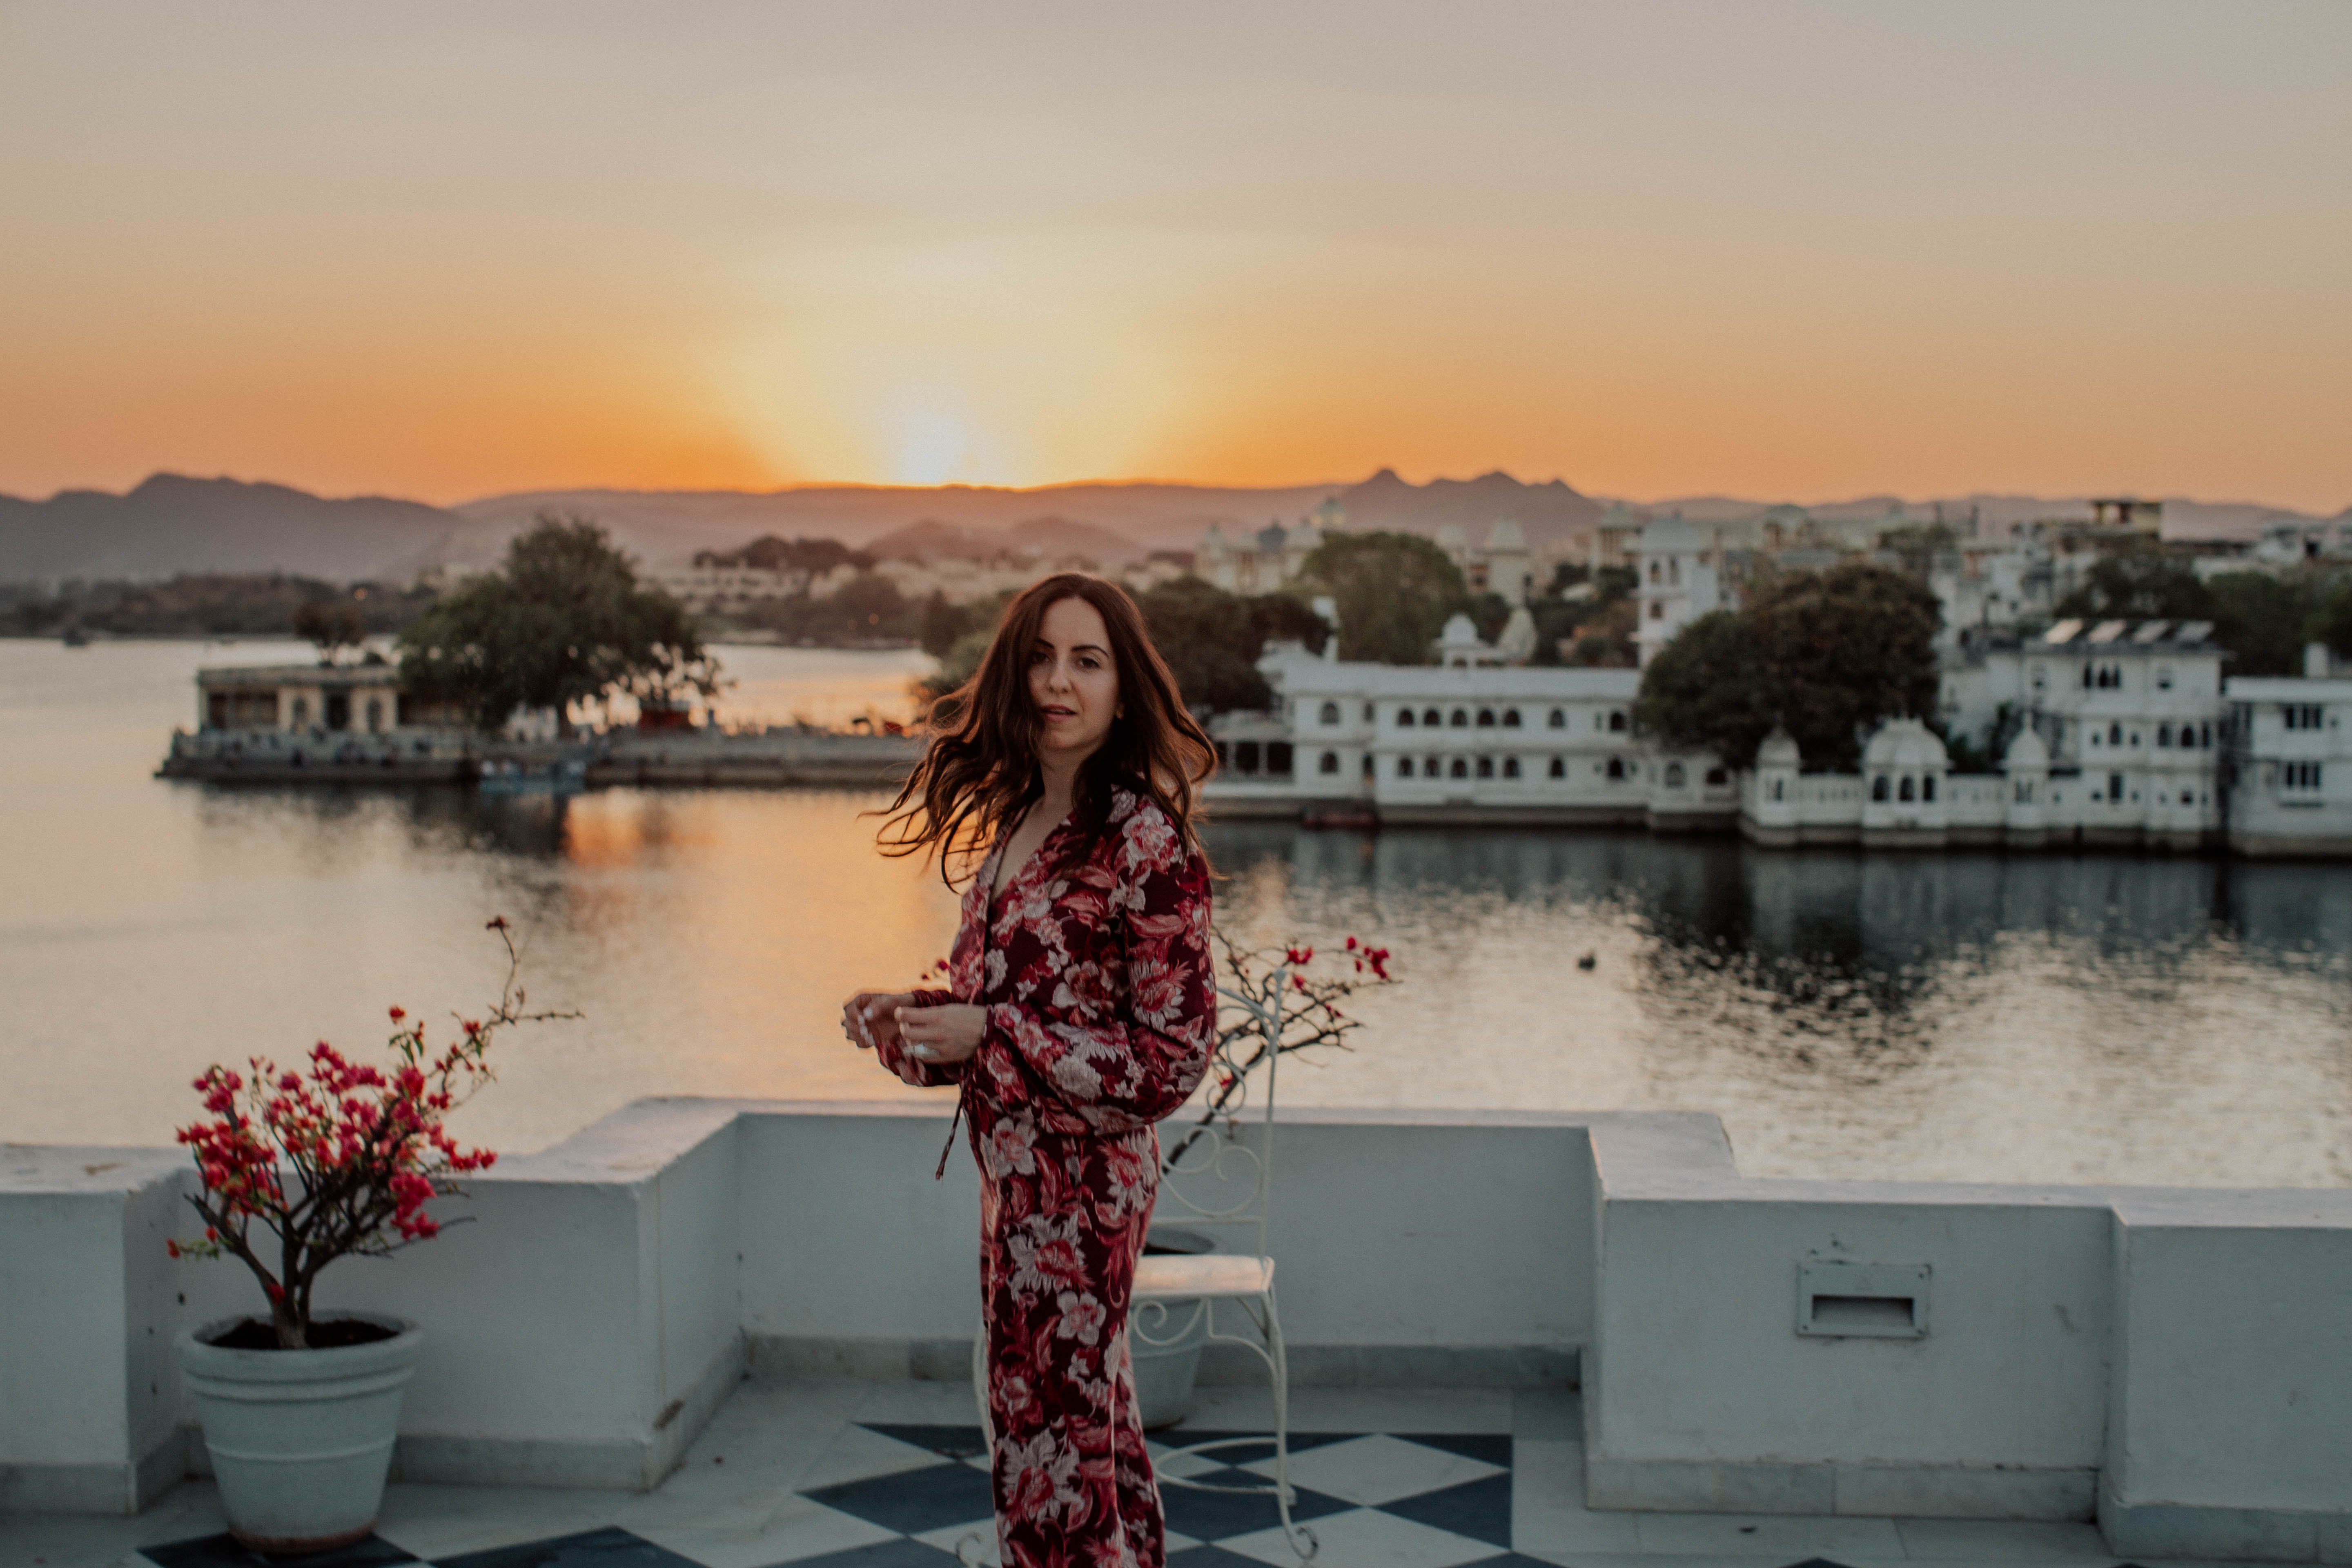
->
xmin=1 ymin=1382 xmax=2208 ymax=1568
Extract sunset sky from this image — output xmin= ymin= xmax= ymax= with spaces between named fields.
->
xmin=3 ymin=2 xmax=2347 ymax=511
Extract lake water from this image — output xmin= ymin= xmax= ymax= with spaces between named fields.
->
xmin=4 ymin=639 xmax=2348 ymax=1187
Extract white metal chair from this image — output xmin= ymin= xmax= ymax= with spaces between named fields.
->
xmin=1129 ymin=1032 xmax=1316 ymax=1562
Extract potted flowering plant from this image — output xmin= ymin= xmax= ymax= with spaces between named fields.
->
xmin=1134 ymin=930 xmax=1397 ymax=1427
xmin=170 ymin=917 xmax=571 ymax=1553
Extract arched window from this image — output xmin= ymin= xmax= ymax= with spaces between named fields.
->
xmin=1476 ymin=757 xmax=1494 ymax=778
xmin=1363 ymin=703 xmax=1375 ymax=722
xmin=1476 ymin=708 xmax=1495 ymax=727
xmin=1397 ymin=757 xmax=1414 ymax=777
xmin=1648 ymin=601 xmax=1663 ymax=620
xmin=1425 ymin=755 xmax=1440 ymax=776
xmin=1319 ymin=751 xmax=1339 ymax=774
xmin=1450 ymin=758 xmax=1468 ymax=779
xmin=2200 ymin=722 xmax=2213 ymax=748
xmin=1770 ymin=778 xmax=1785 ymax=801
xmin=1606 ymin=757 xmax=1626 ymax=781
xmin=2082 ymin=664 xmax=2094 ymax=688
xmin=1872 ymin=775 xmax=1891 ymax=802
xmin=1649 ymin=561 xmax=1661 ymax=582
xmin=1362 ymin=753 xmax=1375 ymax=778
xmin=1398 ymin=708 xmax=1416 ymax=728
xmin=2109 ymin=722 xmax=2123 ymax=745
xmin=1319 ymin=702 xmax=1340 ymax=725
xmin=1502 ymin=708 xmax=1521 ymax=728
xmin=1664 ymin=762 xmax=1686 ymax=788
xmin=2016 ymin=780 xmax=2033 ymax=804
xmin=1423 ymin=708 xmax=1441 ymax=727
xmin=1450 ymin=708 xmax=1469 ymax=727
xmin=1608 ymin=710 xmax=1627 ymax=733
xmin=1548 ymin=708 xmax=1565 ymax=728
xmin=2157 ymin=723 xmax=2172 ymax=747
xmin=1898 ymin=776 xmax=1916 ymax=803
xmin=1548 ymin=756 xmax=1565 ymax=778
xmin=1922 ymin=775 xmax=1936 ymax=802
xmin=1503 ymin=757 xmax=1520 ymax=779
xmin=365 ymin=698 xmax=383 ymax=733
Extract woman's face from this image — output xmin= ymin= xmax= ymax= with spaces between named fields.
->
xmin=1029 ymin=596 xmax=1120 ymax=765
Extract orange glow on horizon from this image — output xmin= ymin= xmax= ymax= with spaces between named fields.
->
xmin=2 ymin=5 xmax=2347 ymax=515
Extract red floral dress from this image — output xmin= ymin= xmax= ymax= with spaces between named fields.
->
xmin=874 ymin=785 xmax=1214 ymax=1568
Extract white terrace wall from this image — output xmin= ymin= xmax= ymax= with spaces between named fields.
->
xmin=2 ymin=1103 xmax=1598 ymax=1512
xmin=5 ymin=1100 xmax=2349 ymax=1561
xmin=735 ymin=1105 xmax=1593 ymax=1385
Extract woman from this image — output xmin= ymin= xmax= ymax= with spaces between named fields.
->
xmin=842 ymin=573 xmax=1217 ymax=1568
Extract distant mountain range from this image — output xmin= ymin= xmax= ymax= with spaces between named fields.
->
xmin=2 ymin=470 xmax=2340 ymax=585
xmin=0 ymin=473 xmax=463 ymax=582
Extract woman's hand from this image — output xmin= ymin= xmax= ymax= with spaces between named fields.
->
xmin=896 ymin=1002 xmax=987 ymax=1066
xmin=842 ymin=991 xmax=914 ymax=1051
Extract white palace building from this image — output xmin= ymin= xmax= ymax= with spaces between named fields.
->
xmin=1206 ymin=615 xmax=2352 ymax=856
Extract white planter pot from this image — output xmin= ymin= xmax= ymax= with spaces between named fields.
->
xmin=176 ymin=1313 xmax=422 ymax=1552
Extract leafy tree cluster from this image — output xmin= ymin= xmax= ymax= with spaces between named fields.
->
xmin=696 ymin=535 xmax=875 ymax=596
xmin=742 ymin=571 xmax=921 ymax=644
xmin=1134 ymin=577 xmax=1327 ymax=713
xmin=1295 ymin=532 xmax=1470 ymax=664
xmin=399 ymin=514 xmax=720 ymax=735
xmin=1636 ymin=563 xmax=1943 ymax=772
xmin=0 ymin=574 xmax=437 ymax=641
xmin=1539 ymin=563 xmax=1639 ymax=667
xmin=2053 ymin=548 xmax=2352 ymax=676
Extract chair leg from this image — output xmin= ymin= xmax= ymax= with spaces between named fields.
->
xmin=960 ymin=1319 xmax=997 ymax=1568
xmin=973 ymin=1314 xmax=995 ymax=1458
xmin=1264 ymin=1287 xmax=1317 ymax=1563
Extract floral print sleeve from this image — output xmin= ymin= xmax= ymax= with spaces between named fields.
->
xmin=970 ymin=795 xmax=1213 ymax=1133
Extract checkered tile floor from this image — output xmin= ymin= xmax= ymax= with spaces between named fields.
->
xmin=127 ymin=1425 xmax=1530 ymax=1568
xmin=2 ymin=1383 xmax=2156 ymax=1568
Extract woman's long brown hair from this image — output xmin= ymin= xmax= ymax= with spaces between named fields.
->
xmin=876 ymin=573 xmax=1217 ymax=887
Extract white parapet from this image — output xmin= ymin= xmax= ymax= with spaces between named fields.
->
xmin=4 ymin=1101 xmax=2348 ymax=1559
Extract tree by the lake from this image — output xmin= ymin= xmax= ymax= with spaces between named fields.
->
xmin=1133 ymin=576 xmax=1328 ymax=714
xmin=2053 ymin=550 xmax=2214 ymax=622
xmin=292 ymin=597 xmax=367 ymax=662
xmin=1637 ymin=562 xmax=1942 ymax=771
xmin=2207 ymin=570 xmax=2341 ymax=677
xmin=697 ymin=535 xmax=875 ymax=597
xmin=400 ymin=514 xmax=721 ymax=734
xmin=1296 ymin=531 xmax=1470 ymax=664
xmin=2312 ymin=575 xmax=2352 ymax=663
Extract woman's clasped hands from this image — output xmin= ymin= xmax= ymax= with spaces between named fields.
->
xmin=841 ymin=991 xmax=988 ymax=1066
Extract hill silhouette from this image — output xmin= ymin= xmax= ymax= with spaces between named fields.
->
xmin=0 ymin=473 xmax=461 ymax=581
xmin=2 ymin=471 xmax=2336 ymax=585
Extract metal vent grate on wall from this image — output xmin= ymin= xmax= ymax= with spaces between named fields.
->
xmin=1797 ymin=1260 xmax=1930 ymax=1338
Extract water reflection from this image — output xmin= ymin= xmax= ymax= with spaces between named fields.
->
xmin=1203 ymin=824 xmax=2352 ymax=1187
xmin=4 ymin=637 xmax=2346 ymax=1187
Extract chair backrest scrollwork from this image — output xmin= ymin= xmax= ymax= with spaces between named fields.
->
xmin=1154 ymin=969 xmax=1287 ymax=1262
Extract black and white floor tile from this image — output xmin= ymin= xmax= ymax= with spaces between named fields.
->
xmin=129 ymin=1425 xmax=1532 ymax=1568
xmin=109 ymin=1402 xmax=2144 ymax=1568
